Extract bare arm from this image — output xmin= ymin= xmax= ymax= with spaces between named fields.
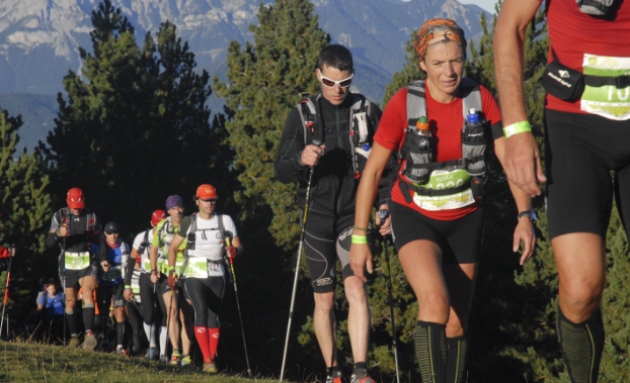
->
xmin=350 ymin=142 xmax=394 ymax=282
xmin=495 ymin=137 xmax=536 ymax=264
xmin=494 ymin=0 xmax=547 ymax=196
xmin=168 ymin=234 xmax=185 ymax=269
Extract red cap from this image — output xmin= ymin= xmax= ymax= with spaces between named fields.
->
xmin=151 ymin=210 xmax=167 ymax=226
xmin=196 ymin=184 xmax=218 ymax=200
xmin=67 ymin=188 xmax=85 ymax=209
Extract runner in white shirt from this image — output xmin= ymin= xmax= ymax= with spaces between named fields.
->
xmin=123 ymin=210 xmax=167 ymax=360
xmin=168 ymin=184 xmax=243 ymax=374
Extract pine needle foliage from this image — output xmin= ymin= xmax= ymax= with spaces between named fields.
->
xmin=213 ymin=0 xmax=329 ymax=250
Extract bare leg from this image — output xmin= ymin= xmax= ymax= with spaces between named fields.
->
xmin=179 ymin=297 xmax=193 ymax=355
xmin=443 ymin=263 xmax=477 ymax=338
xmin=313 ymin=291 xmax=338 ymax=367
xmin=162 ymin=291 xmax=180 ymax=350
xmin=344 ymin=276 xmax=370 ymax=363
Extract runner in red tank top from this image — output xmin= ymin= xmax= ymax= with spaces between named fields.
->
xmin=495 ymin=0 xmax=630 ymax=381
xmin=351 ymin=19 xmax=534 ymax=383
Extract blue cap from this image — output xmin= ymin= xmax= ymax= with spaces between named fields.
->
xmin=362 ymin=143 xmax=371 ymax=151
xmin=467 ymin=108 xmax=479 ymax=123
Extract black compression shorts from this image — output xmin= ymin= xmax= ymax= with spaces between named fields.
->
xmin=302 ymin=211 xmax=374 ymax=294
xmin=390 ymin=201 xmax=483 ymax=264
xmin=63 ymin=265 xmax=98 ymax=288
xmin=183 ymin=276 xmax=225 ymax=328
xmin=545 ymin=109 xmax=630 ymax=240
xmin=99 ymin=282 xmax=125 ymax=308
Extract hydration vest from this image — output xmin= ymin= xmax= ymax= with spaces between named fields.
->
xmin=102 ymin=240 xmax=129 ymax=282
xmin=296 ymin=93 xmax=373 ymax=179
xmin=398 ymin=78 xmax=487 ymax=211
xmin=181 ymin=213 xmax=230 ymax=278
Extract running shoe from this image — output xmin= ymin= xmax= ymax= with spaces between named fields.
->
xmin=202 ymin=359 xmax=217 ymax=373
xmin=159 ymin=355 xmax=168 ymax=364
xmin=326 ymin=376 xmax=347 ymax=383
xmin=180 ymin=354 xmax=192 ymax=367
xmin=168 ymin=350 xmax=182 ymax=366
xmin=68 ymin=337 xmax=81 ymax=348
xmin=83 ymin=332 xmax=97 ymax=351
xmin=116 ymin=347 xmax=127 ymax=356
xmin=145 ymin=347 xmax=158 ymax=361
xmin=350 ymin=375 xmax=375 ymax=383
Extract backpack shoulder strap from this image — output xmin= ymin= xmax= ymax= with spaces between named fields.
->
xmin=460 ymin=78 xmax=482 ymax=119
xmin=297 ymin=97 xmax=318 ymax=146
xmin=406 ymin=80 xmax=427 ymax=131
xmin=217 ymin=214 xmax=228 ymax=242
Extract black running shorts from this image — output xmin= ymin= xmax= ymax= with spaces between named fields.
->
xmin=183 ymin=276 xmax=225 ymax=328
xmin=390 ymin=201 xmax=483 ymax=264
xmin=63 ymin=265 xmax=98 ymax=288
xmin=545 ymin=109 xmax=630 ymax=240
xmin=98 ymin=282 xmax=125 ymax=309
xmin=302 ymin=211 xmax=374 ymax=294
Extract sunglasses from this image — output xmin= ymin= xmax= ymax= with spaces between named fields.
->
xmin=318 ymin=69 xmax=354 ymax=88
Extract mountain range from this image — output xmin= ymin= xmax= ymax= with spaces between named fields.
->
xmin=0 ymin=0 xmax=490 ymax=151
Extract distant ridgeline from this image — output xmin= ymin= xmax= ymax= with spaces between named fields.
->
xmin=0 ymin=94 xmax=57 ymax=154
xmin=0 ymin=0 xmax=489 ymax=151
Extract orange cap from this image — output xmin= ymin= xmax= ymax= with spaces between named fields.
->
xmin=196 ymin=184 xmax=219 ymax=200
xmin=67 ymin=188 xmax=85 ymax=209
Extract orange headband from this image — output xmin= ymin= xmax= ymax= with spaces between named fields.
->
xmin=414 ymin=19 xmax=466 ymax=61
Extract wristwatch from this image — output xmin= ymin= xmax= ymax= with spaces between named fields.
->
xmin=517 ymin=210 xmax=537 ymax=223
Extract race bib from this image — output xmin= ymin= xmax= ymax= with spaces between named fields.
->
xmin=103 ymin=266 xmax=122 ymax=282
xmin=207 ymin=261 xmax=224 ymax=277
xmin=412 ymin=169 xmax=475 ymax=211
xmin=581 ymin=54 xmax=630 ymax=120
xmin=65 ymin=251 xmax=91 ymax=270
xmin=183 ymin=258 xmax=209 ymax=279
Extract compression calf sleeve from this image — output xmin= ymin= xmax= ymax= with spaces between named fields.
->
xmin=143 ymin=323 xmax=157 ymax=347
xmin=415 ymin=321 xmax=447 ymax=383
xmin=116 ymin=321 xmax=125 ymax=347
xmin=83 ymin=304 xmax=95 ymax=333
xmin=195 ymin=326 xmax=212 ymax=360
xmin=446 ymin=334 xmax=468 ymax=383
xmin=159 ymin=326 xmax=168 ymax=356
xmin=208 ymin=327 xmax=220 ymax=360
xmin=557 ymin=305 xmax=604 ymax=383
xmin=66 ymin=309 xmax=78 ymax=337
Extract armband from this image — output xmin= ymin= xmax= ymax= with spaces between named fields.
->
xmin=353 ymin=227 xmax=367 ymax=232
xmin=124 ymin=285 xmax=131 ymax=289
xmin=503 ymin=121 xmax=532 ymax=139
xmin=109 ymin=307 xmax=114 ymax=311
xmin=351 ymin=235 xmax=368 ymax=244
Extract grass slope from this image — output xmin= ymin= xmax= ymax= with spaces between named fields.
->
xmin=0 ymin=341 xmax=276 ymax=383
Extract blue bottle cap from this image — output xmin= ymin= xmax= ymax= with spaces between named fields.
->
xmin=362 ymin=143 xmax=371 ymax=151
xmin=467 ymin=108 xmax=479 ymax=123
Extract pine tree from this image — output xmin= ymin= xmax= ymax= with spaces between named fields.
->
xmin=0 ymin=107 xmax=53 ymax=329
xmin=39 ymin=0 xmax=234 ymax=236
xmin=213 ymin=0 xmax=328 ymax=250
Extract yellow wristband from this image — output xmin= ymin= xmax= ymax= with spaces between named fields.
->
xmin=503 ymin=121 xmax=532 ymax=139
xmin=351 ymin=235 xmax=368 ymax=244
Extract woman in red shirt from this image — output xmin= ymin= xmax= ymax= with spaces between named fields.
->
xmin=349 ymin=19 xmax=535 ymax=382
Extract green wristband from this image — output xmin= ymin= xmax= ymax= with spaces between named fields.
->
xmin=503 ymin=121 xmax=532 ymax=139
xmin=351 ymin=235 xmax=368 ymax=244
xmin=124 ymin=285 xmax=131 ymax=289
xmin=353 ymin=227 xmax=367 ymax=232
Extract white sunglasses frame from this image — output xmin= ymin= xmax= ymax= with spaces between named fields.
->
xmin=317 ymin=69 xmax=354 ymax=89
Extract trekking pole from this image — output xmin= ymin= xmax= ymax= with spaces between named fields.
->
xmin=0 ymin=245 xmax=16 ymax=340
xmin=165 ymin=280 xmax=175 ymax=365
xmin=379 ymin=210 xmax=400 ymax=383
xmin=279 ymin=139 xmax=323 ymax=383
xmin=226 ymin=237 xmax=252 ymax=377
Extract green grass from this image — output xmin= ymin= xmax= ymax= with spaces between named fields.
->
xmin=0 ymin=341 xmax=277 ymax=383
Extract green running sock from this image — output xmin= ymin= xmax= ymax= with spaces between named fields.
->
xmin=414 ymin=321 xmax=447 ymax=383
xmin=446 ymin=334 xmax=468 ymax=383
xmin=557 ymin=304 xmax=604 ymax=383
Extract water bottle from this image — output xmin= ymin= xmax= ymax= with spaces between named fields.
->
xmin=402 ymin=116 xmax=432 ymax=184
xmin=462 ymin=108 xmax=486 ymax=178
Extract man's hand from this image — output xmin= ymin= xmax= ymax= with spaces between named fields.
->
xmin=123 ymin=288 xmax=133 ymax=302
xmin=503 ymin=132 xmax=546 ymax=197
xmin=375 ymin=206 xmax=392 ymax=236
xmin=167 ymin=272 xmax=178 ymax=288
xmin=58 ymin=224 xmax=68 ymax=237
xmin=349 ymin=240 xmax=373 ymax=283
xmin=101 ymin=261 xmax=110 ymax=272
xmin=514 ymin=216 xmax=536 ymax=265
xmin=226 ymin=246 xmax=238 ymax=259
xmin=300 ymin=144 xmax=326 ymax=167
